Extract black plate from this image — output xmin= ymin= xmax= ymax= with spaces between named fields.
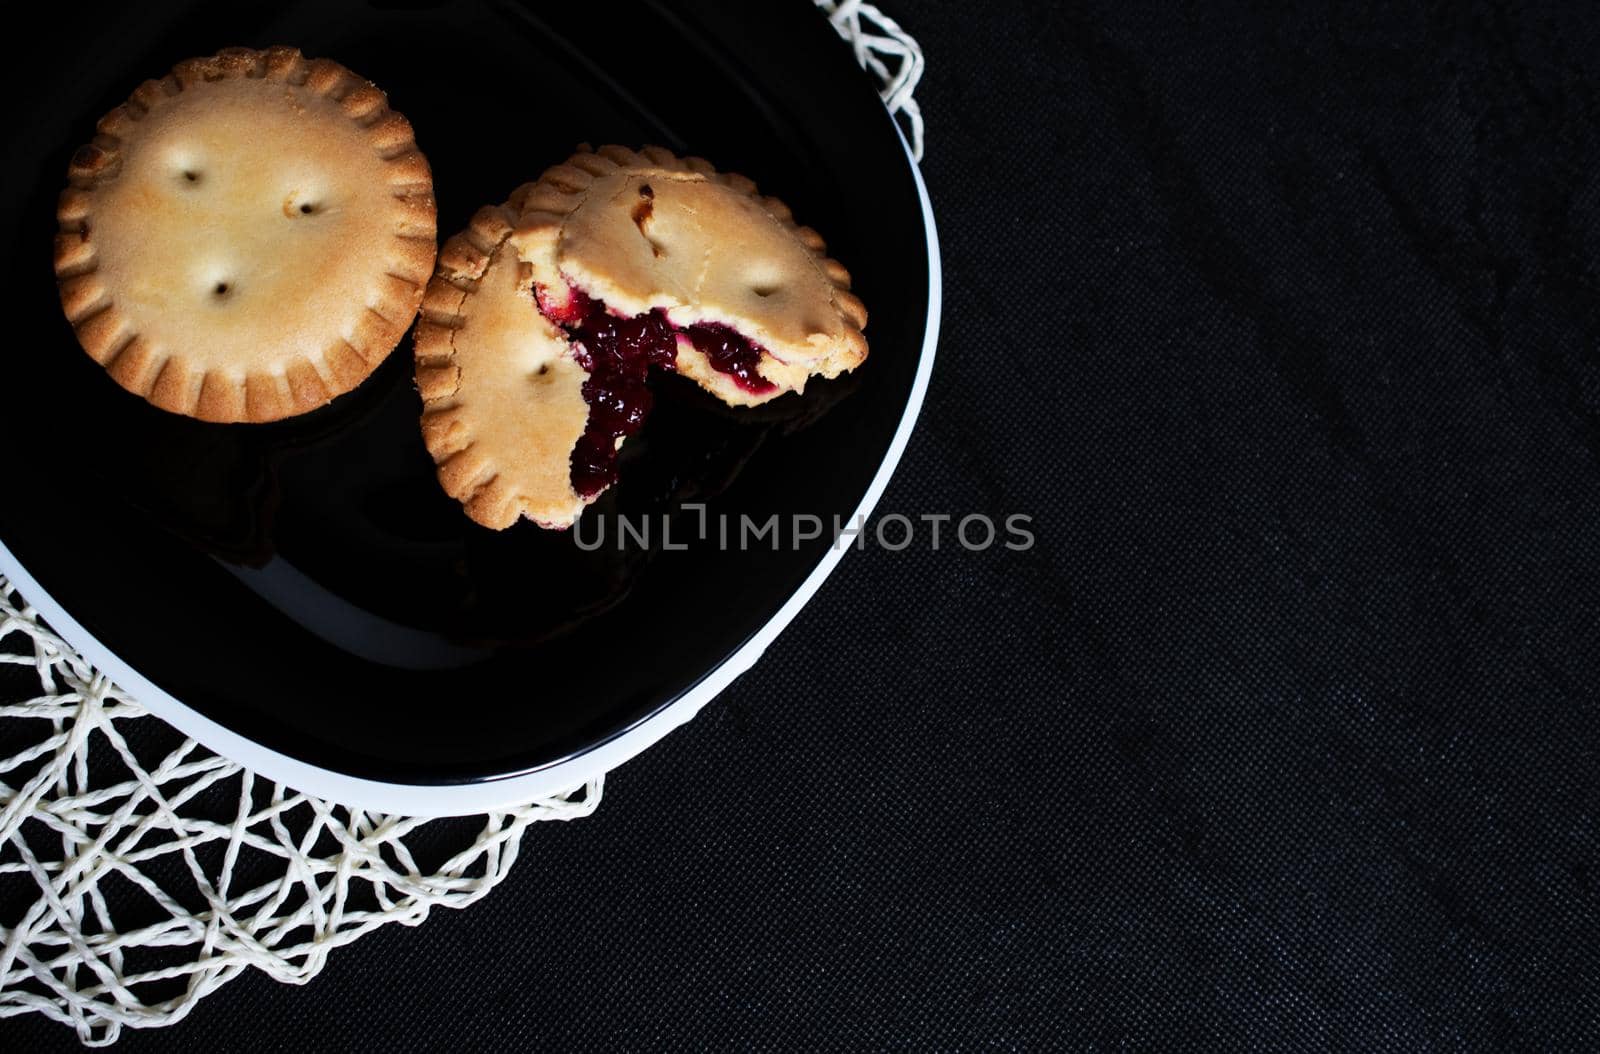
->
xmin=0 ymin=0 xmax=931 ymax=786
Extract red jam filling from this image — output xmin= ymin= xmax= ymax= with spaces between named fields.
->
xmin=684 ymin=324 xmax=772 ymax=395
xmin=536 ymin=283 xmax=779 ymax=497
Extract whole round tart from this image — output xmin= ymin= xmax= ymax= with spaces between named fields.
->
xmin=53 ymin=46 xmax=437 ymax=422
xmin=416 ymin=145 xmax=868 ymax=530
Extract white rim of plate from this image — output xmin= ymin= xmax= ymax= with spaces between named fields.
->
xmin=0 ymin=128 xmax=941 ymax=817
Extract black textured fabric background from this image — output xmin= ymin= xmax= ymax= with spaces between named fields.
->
xmin=13 ymin=0 xmax=1600 ymax=1048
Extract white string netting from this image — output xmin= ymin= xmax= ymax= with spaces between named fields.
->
xmin=0 ymin=5 xmax=923 ymax=1046
xmin=819 ymin=0 xmax=925 ymax=160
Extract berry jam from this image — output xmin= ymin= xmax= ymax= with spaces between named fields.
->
xmin=684 ymin=324 xmax=777 ymax=396
xmin=567 ymin=304 xmax=678 ymax=497
xmin=537 ymin=283 xmax=779 ymax=497
xmin=535 ymin=283 xmax=593 ymax=326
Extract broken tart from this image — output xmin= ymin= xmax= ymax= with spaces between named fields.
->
xmin=415 ymin=145 xmax=867 ymax=530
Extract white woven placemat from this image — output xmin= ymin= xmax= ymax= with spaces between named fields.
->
xmin=0 ymin=2 xmax=923 ymax=1044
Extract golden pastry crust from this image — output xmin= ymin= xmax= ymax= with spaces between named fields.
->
xmin=509 ymin=145 xmax=867 ymax=407
xmin=415 ymin=192 xmax=592 ymax=530
xmin=54 ymin=46 xmax=437 ymax=422
xmin=420 ymin=149 xmax=868 ymax=530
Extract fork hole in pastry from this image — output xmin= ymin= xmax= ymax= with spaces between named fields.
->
xmin=744 ymin=261 xmax=786 ymax=300
xmin=213 ymin=281 xmax=232 ymax=299
xmin=167 ymin=147 xmax=205 ymax=186
xmin=632 ymin=184 xmax=665 ymax=256
xmin=284 ymin=193 xmax=323 ymax=218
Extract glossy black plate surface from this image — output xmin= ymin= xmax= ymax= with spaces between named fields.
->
xmin=0 ymin=0 xmax=930 ymax=784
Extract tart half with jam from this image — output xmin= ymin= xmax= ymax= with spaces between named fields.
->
xmin=415 ymin=145 xmax=868 ymax=530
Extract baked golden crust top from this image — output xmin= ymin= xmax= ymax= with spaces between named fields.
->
xmin=510 ymin=145 xmax=867 ymax=407
xmin=54 ymin=46 xmax=437 ymax=422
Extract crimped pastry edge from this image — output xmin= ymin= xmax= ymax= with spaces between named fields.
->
xmin=54 ymin=45 xmax=438 ymax=423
